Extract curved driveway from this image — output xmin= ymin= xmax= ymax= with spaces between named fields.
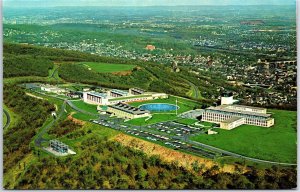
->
xmin=3 ymin=109 xmax=11 ymax=130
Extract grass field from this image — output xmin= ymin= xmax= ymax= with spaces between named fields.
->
xmin=190 ymin=109 xmax=297 ymax=163
xmin=79 ymin=62 xmax=136 ymax=73
xmin=125 ymin=114 xmax=177 ymax=125
xmin=70 ymin=100 xmax=98 ymax=114
xmin=175 ymin=118 xmax=198 ymax=125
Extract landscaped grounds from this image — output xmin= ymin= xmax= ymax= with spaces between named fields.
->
xmin=190 ymin=109 xmax=297 ymax=163
xmin=126 ymin=96 xmax=201 ymax=125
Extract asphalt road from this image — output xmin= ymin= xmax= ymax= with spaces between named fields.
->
xmin=34 ymin=101 xmax=67 ymax=147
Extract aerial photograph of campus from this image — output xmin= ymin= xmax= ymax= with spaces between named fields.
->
xmin=1 ymin=0 xmax=297 ymax=190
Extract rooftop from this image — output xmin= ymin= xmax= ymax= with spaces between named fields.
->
xmin=108 ymin=94 xmax=152 ymax=101
xmin=87 ymin=91 xmax=107 ymax=98
xmin=228 ymin=104 xmax=266 ymax=111
xmin=206 ymin=105 xmax=271 ymax=118
xmin=109 ymin=102 xmax=150 ymax=115
xmin=111 ymin=89 xmax=128 ymax=95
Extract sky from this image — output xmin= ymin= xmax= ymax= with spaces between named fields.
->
xmin=3 ymin=0 xmax=296 ymax=7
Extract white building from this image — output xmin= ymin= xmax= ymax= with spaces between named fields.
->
xmin=202 ymin=104 xmax=274 ymax=128
xmin=41 ymin=84 xmax=66 ymax=94
xmin=83 ymin=88 xmax=168 ymax=106
xmin=83 ymin=91 xmax=109 ymax=105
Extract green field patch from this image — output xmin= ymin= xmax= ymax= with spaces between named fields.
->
xmin=70 ymin=100 xmax=98 ymax=114
xmin=190 ymin=109 xmax=297 ymax=163
xmin=78 ymin=62 xmax=136 ymax=73
xmin=175 ymin=118 xmax=198 ymax=125
xmin=72 ymin=112 xmax=97 ymax=121
xmin=125 ymin=114 xmax=177 ymax=126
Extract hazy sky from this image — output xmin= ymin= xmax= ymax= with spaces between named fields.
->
xmin=3 ymin=0 xmax=296 ymax=7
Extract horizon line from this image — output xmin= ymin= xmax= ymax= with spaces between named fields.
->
xmin=3 ymin=4 xmax=296 ymax=8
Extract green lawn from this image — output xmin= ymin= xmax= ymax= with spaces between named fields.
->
xmin=70 ymin=100 xmax=98 ymax=114
xmin=175 ymin=118 xmax=198 ymax=125
xmin=79 ymin=62 xmax=136 ymax=73
xmin=190 ymin=109 xmax=297 ymax=163
xmin=125 ymin=114 xmax=177 ymax=126
xmin=72 ymin=112 xmax=97 ymax=121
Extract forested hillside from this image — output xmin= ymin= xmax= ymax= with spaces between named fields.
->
xmin=3 ymin=43 xmax=238 ymax=102
xmin=3 ymin=85 xmax=55 ymax=173
xmin=14 ymin=130 xmax=297 ymax=190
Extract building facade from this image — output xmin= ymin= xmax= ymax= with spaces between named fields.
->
xmin=83 ymin=88 xmax=168 ymax=106
xmin=83 ymin=91 xmax=109 ymax=105
xmin=202 ymin=104 xmax=274 ymax=128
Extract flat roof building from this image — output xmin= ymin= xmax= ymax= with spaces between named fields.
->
xmin=107 ymin=102 xmax=151 ymax=119
xmin=83 ymin=91 xmax=109 ymax=105
xmin=108 ymin=89 xmax=129 ymax=98
xmin=203 ymin=104 xmax=274 ymax=128
xmin=83 ymin=88 xmax=168 ymax=106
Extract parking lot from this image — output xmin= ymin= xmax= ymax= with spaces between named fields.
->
xmin=91 ymin=115 xmax=222 ymax=159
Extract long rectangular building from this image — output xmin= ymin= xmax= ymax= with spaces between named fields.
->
xmin=83 ymin=89 xmax=168 ymax=106
xmin=202 ymin=104 xmax=274 ymax=128
xmin=107 ymin=103 xmax=151 ymax=119
xmin=83 ymin=91 xmax=109 ymax=105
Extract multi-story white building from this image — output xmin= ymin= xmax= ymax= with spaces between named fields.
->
xmin=83 ymin=88 xmax=168 ymax=106
xmin=83 ymin=91 xmax=109 ymax=105
xmin=202 ymin=104 xmax=274 ymax=128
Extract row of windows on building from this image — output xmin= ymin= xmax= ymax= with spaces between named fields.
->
xmin=87 ymin=94 xmax=102 ymax=103
xmin=110 ymin=92 xmax=123 ymax=98
xmin=206 ymin=110 xmax=268 ymax=120
xmin=110 ymin=97 xmax=152 ymax=104
xmin=203 ymin=112 xmax=269 ymax=127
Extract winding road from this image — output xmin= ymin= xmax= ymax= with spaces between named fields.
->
xmin=3 ymin=109 xmax=11 ymax=130
xmin=188 ymin=81 xmax=201 ymax=99
xmin=34 ymin=101 xmax=67 ymax=147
